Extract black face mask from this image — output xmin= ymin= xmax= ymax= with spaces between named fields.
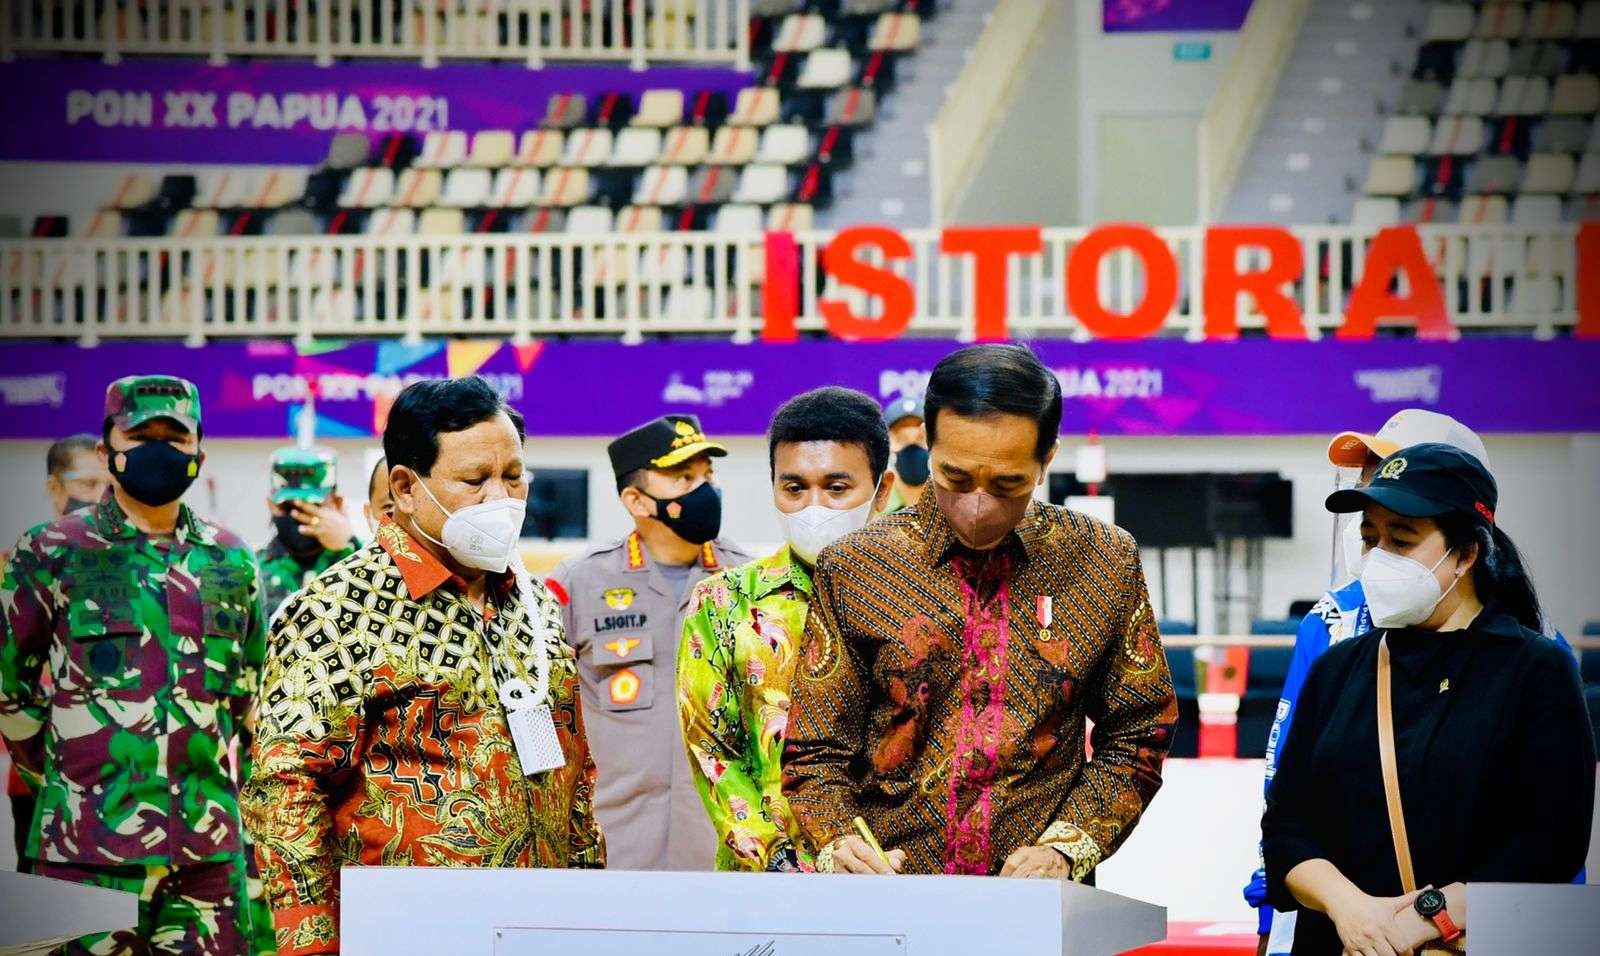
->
xmin=648 ymin=481 xmax=722 ymax=545
xmin=273 ymin=513 xmax=323 ymax=557
xmin=63 ymin=497 xmax=97 ymax=514
xmin=109 ymin=440 xmax=200 ymax=507
xmin=895 ymin=444 xmax=931 ymax=487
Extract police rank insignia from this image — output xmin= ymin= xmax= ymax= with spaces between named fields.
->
xmin=604 ymin=587 xmax=635 ymax=610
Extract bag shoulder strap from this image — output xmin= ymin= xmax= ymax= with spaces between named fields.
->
xmin=1377 ymin=634 xmax=1419 ymax=894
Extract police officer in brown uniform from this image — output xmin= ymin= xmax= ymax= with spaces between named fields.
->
xmin=547 ymin=415 xmax=751 ymax=871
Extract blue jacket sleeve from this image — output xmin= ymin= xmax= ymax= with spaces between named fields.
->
xmin=1244 ymin=602 xmax=1335 ymax=932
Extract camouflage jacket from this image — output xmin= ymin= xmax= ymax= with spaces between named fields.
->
xmin=254 ymin=537 xmax=357 ymax=623
xmin=0 ymin=491 xmax=266 ymax=866
xmin=242 ymin=524 xmax=603 ymax=956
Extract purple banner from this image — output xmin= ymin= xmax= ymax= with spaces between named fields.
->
xmin=0 ymin=59 xmax=752 ymax=164
xmin=0 ymin=338 xmax=1595 ymax=440
xmin=1104 ymin=0 xmax=1253 ymax=32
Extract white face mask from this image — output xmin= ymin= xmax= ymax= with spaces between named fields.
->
xmin=1338 ymin=517 xmax=1368 ymax=582
xmin=411 ymin=476 xmax=527 ymax=573
xmin=777 ymin=482 xmax=880 ymax=565
xmin=1361 ymin=546 xmax=1460 ymax=629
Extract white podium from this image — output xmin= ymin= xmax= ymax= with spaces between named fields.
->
xmin=341 ymin=868 xmax=1167 ymax=956
xmin=1466 ymin=883 xmax=1600 ymax=955
xmin=0 ymin=871 xmax=138 ymax=955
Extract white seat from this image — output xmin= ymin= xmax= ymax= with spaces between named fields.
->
xmin=81 ymin=210 xmax=122 ymax=239
xmin=1496 ymin=75 xmax=1551 ymax=114
xmin=253 ymin=169 xmax=307 ymax=208
xmin=1458 ymin=194 xmax=1511 ymax=223
xmin=440 ymin=168 xmax=492 ymax=207
xmin=1475 ymin=3 xmax=1527 ymax=39
xmin=1363 ymin=156 xmax=1416 ymax=196
xmin=339 ymin=168 xmax=395 ymax=208
xmin=1526 ymin=2 xmax=1578 ymax=38
xmin=566 ymin=205 xmax=615 ymax=235
xmin=757 ymin=124 xmax=812 ymax=165
xmin=798 ymin=49 xmax=853 ymax=90
xmin=365 ymin=207 xmax=416 ymax=236
xmin=714 ymin=204 xmax=764 ymax=233
xmin=517 ymin=129 xmax=565 ymax=167
xmin=1511 ymin=194 xmax=1564 ymax=223
xmin=171 ymin=209 xmax=219 ymax=238
xmin=538 ymin=167 xmax=591 ymax=206
xmin=1459 ymin=39 xmax=1511 ymax=78
xmin=561 ymin=128 xmax=614 ymax=167
xmin=489 ymin=167 xmax=541 ymax=207
xmin=107 ymin=174 xmax=157 ymax=210
xmin=1425 ymin=3 xmax=1476 ymax=41
xmin=632 ymin=89 xmax=684 ymax=128
xmin=633 ymin=166 xmax=689 ymax=206
xmin=730 ymin=87 xmax=781 ymax=126
xmin=709 ymin=126 xmax=760 ymax=165
xmin=1377 ymin=116 xmax=1431 ymax=155
xmin=1521 ymin=153 xmax=1577 ymax=192
xmin=615 ymin=205 xmax=664 ymax=234
xmin=1352 ymin=197 xmax=1402 ymax=227
xmin=767 ymin=203 xmax=814 ymax=231
xmin=774 ymin=13 xmax=827 ymax=52
xmin=660 ymin=126 xmax=710 ymax=166
xmin=1574 ymin=152 xmax=1600 ymax=193
xmin=416 ymin=131 xmax=469 ymax=168
xmin=1551 ymin=74 xmax=1600 ymax=114
xmin=1428 ymin=115 xmax=1486 ymax=154
xmin=417 ymin=208 xmax=465 ymax=236
xmin=869 ymin=12 xmax=920 ymax=51
xmin=1443 ymin=77 xmax=1498 ymax=114
xmin=610 ymin=128 xmax=663 ymax=166
xmin=195 ymin=170 xmax=253 ymax=209
xmin=467 ymin=130 xmax=516 ymax=168
xmin=394 ymin=168 xmax=442 ymax=208
xmin=733 ymin=164 xmax=790 ymax=204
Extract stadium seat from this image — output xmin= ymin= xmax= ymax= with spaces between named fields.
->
xmin=416 ymin=131 xmax=469 ymax=168
xmin=366 ymin=208 xmax=417 ymax=236
xmin=616 ymin=205 xmax=665 ymax=233
xmin=267 ymin=209 xmax=317 ymax=236
xmin=1459 ymin=194 xmax=1512 ymax=223
xmin=1430 ymin=114 xmax=1487 ymax=153
xmin=1469 ymin=155 xmax=1524 ymax=193
xmin=774 ymin=14 xmax=827 ymax=52
xmin=1575 ymin=151 xmax=1600 ymax=191
xmin=634 ymin=166 xmax=689 ymax=207
xmin=660 ymin=126 xmax=711 ymax=165
xmin=106 ymin=174 xmax=158 ymax=210
xmin=1238 ymin=647 xmax=1295 ymax=759
xmin=1582 ymin=0 xmax=1600 ymax=36
xmin=394 ymin=168 xmax=443 ymax=208
xmin=611 ymin=128 xmax=664 ymax=167
xmin=195 ymin=170 xmax=252 ymax=209
xmin=524 ymin=207 xmax=568 ymax=234
xmin=732 ymin=164 xmax=790 ymax=204
xmin=489 ymin=168 xmax=541 ymax=208
xmin=1353 ymin=197 xmax=1403 ymax=226
xmin=1164 ymin=641 xmax=1200 ymax=759
xmin=632 ymin=89 xmax=685 ymax=128
xmin=1403 ymin=197 xmax=1458 ymax=222
xmin=562 ymin=128 xmax=615 ymax=167
xmin=1522 ymin=152 xmax=1578 ymax=191
xmin=768 ymin=203 xmax=814 ymax=231
xmin=1511 ymin=193 xmax=1566 ymax=223
xmin=730 ymin=87 xmax=781 ymax=126
xmin=323 ymin=133 xmax=371 ymax=170
xmin=709 ymin=126 xmax=760 ymax=165
xmin=1444 ymin=77 xmax=1498 ymax=114
xmin=688 ymin=166 xmax=738 ymax=205
xmin=539 ymin=167 xmax=592 ymax=207
xmin=542 ymin=93 xmax=587 ymax=129
xmin=1426 ymin=4 xmax=1476 ymax=43
xmin=714 ymin=204 xmax=764 ymax=233
xmin=799 ymin=49 xmax=854 ymax=90
xmin=517 ymin=129 xmax=565 ymax=168
xmin=1476 ymin=3 xmax=1528 ymax=40
xmin=1496 ymin=75 xmax=1552 ymax=114
xmin=567 ymin=205 xmax=616 ymax=236
xmin=1552 ymin=74 xmax=1600 ymax=113
xmin=467 ymin=131 xmax=516 ymax=168
xmin=1364 ymin=156 xmax=1418 ymax=196
xmin=339 ymin=168 xmax=396 ymax=208
xmin=1459 ymin=39 xmax=1512 ymax=78
xmin=828 ymin=87 xmax=877 ymax=126
xmin=1398 ymin=80 xmax=1447 ymax=114
xmin=171 ymin=209 xmax=220 ymax=238
xmin=252 ymin=170 xmax=307 ymax=209
xmin=1378 ymin=116 xmax=1432 ymax=155
xmin=869 ymin=13 xmax=920 ymax=52
xmin=1527 ymin=2 xmax=1579 ymax=39
xmin=1533 ymin=116 xmax=1592 ymax=151
xmin=440 ymin=168 xmax=492 ymax=208
xmin=417 ymin=208 xmax=465 ymax=236
xmin=757 ymin=124 xmax=812 ymax=165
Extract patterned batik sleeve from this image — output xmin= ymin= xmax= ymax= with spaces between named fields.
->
xmin=1037 ymin=531 xmax=1177 ymax=880
xmin=678 ymin=579 xmax=790 ymax=871
xmin=234 ymin=555 xmax=270 ymax=782
xmin=241 ymin=588 xmax=368 ymax=956
xmin=782 ymin=555 xmax=869 ymax=855
xmin=0 ymin=529 xmax=56 ymax=783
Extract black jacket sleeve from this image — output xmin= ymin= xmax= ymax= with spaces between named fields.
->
xmin=1467 ymin=639 xmax=1596 ymax=883
xmin=1262 ymin=643 xmax=1343 ymax=912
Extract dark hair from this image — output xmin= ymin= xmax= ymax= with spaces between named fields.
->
xmin=47 ymin=434 xmax=98 ymax=476
xmin=368 ymin=455 xmax=387 ymax=499
xmin=768 ymin=387 xmax=891 ymax=482
xmin=615 ymin=468 xmax=647 ymax=495
xmin=924 ymin=344 xmax=1062 ymax=462
xmin=1437 ymin=512 xmax=1543 ymax=632
xmin=383 ymin=377 xmax=525 ymax=476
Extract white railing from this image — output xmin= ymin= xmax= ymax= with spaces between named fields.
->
xmin=0 ymin=223 xmax=1582 ymax=345
xmin=925 ymin=0 xmax=1050 ymax=227
xmin=1196 ymin=0 xmax=1310 ymax=222
xmin=0 ymin=0 xmax=751 ymax=69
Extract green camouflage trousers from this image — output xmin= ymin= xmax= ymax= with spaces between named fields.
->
xmin=35 ymin=854 xmax=275 ymax=955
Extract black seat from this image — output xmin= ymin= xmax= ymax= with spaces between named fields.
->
xmin=1160 ymin=621 xmax=1199 ymax=759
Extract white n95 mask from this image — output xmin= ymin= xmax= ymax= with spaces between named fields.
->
xmin=777 ymin=488 xmax=878 ymax=565
xmin=1360 ymin=547 xmax=1459 ymax=629
xmin=413 ymin=477 xmax=528 ymax=573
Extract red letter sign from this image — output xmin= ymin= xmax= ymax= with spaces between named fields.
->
xmin=1577 ymin=222 xmax=1600 ymax=339
xmin=761 ymin=230 xmax=800 ymax=343
xmin=1066 ymin=224 xmax=1179 ymax=340
xmin=940 ymin=226 xmax=1044 ymax=341
xmin=1339 ymin=225 xmax=1454 ymax=340
xmin=1203 ymin=226 xmax=1307 ymax=339
xmin=819 ymin=226 xmax=915 ymax=340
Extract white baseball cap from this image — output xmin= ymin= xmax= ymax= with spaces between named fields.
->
xmin=1326 ymin=409 xmax=1491 ymax=473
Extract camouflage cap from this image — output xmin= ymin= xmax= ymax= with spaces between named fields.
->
xmin=105 ymin=374 xmax=201 ymax=433
xmin=270 ymin=447 xmax=338 ymax=504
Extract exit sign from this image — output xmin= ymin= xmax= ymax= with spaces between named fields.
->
xmin=1173 ymin=41 xmax=1212 ymax=61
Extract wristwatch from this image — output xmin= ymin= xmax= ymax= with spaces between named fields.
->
xmin=1414 ymin=887 xmax=1463 ymax=943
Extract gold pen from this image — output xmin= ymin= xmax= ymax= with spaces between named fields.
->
xmin=852 ymin=815 xmax=890 ymax=866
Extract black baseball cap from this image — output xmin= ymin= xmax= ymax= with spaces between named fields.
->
xmin=1325 ymin=442 xmax=1498 ymax=527
xmin=607 ymin=415 xmax=727 ymax=482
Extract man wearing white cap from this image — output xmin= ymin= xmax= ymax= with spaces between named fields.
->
xmin=1244 ymin=409 xmax=1492 ymax=956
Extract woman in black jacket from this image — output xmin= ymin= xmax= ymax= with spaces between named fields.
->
xmin=1262 ymin=442 xmax=1594 ymax=956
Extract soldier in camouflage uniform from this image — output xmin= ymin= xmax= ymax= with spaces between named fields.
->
xmin=0 ymin=375 xmax=271 ymax=955
xmin=256 ymin=448 xmax=357 ymax=621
